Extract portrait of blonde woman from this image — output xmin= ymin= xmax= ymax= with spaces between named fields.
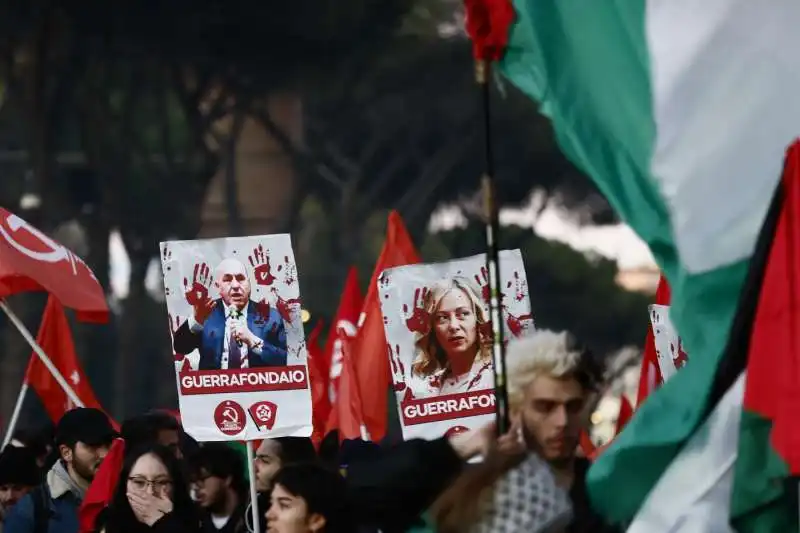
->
xmin=407 ymin=276 xmax=494 ymax=397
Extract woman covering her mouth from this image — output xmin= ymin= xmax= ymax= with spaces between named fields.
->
xmin=410 ymin=277 xmax=494 ymax=397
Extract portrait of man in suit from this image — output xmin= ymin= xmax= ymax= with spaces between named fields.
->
xmin=172 ymin=258 xmax=287 ymax=370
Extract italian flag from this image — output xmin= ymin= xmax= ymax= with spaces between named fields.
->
xmin=494 ymin=1 xmax=800 ymax=530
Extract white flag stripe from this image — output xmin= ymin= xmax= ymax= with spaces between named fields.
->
xmin=646 ymin=0 xmax=800 ymax=273
xmin=626 ymin=372 xmax=744 ymax=533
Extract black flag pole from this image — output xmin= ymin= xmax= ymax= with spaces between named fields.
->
xmin=475 ymin=58 xmax=510 ymax=434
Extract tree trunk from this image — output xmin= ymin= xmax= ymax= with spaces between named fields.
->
xmin=223 ymin=107 xmax=246 ymax=236
xmin=114 ymin=240 xmax=151 ymax=417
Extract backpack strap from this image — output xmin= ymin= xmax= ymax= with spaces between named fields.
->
xmin=30 ymin=484 xmax=52 ymax=533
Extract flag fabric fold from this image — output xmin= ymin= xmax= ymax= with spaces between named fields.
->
xmin=614 ymin=396 xmax=633 ymax=436
xmin=26 ymin=295 xmax=114 ymax=426
xmin=336 ymin=337 xmax=366 ymax=441
xmin=351 ymin=211 xmax=420 ymax=441
xmin=306 ymin=320 xmax=330 ymax=447
xmin=78 ymin=438 xmax=125 ymax=533
xmin=324 ymin=267 xmax=363 ymax=434
xmin=494 ymin=0 xmax=800 ymax=528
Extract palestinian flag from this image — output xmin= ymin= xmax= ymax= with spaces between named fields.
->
xmin=483 ymin=1 xmax=800 ymax=530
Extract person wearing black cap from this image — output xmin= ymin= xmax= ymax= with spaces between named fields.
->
xmin=0 ymin=446 xmax=41 ymax=525
xmin=4 ymin=408 xmax=116 ymax=533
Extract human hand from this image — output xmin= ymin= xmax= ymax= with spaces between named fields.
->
xmin=233 ymin=323 xmax=259 ymax=349
xmin=127 ymin=492 xmax=172 ymax=526
xmin=448 ymin=420 xmax=525 ymax=461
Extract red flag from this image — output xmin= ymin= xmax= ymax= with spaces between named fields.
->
xmin=0 ymin=209 xmax=108 ymax=322
xmin=336 ymin=337 xmax=366 ymax=440
xmin=744 ymin=141 xmax=800 ymax=473
xmin=26 ymin=296 xmax=115 ymax=427
xmin=351 ymin=212 xmax=420 ymax=440
xmin=636 ymin=275 xmax=670 ymax=406
xmin=78 ymin=438 xmax=125 ymax=533
xmin=615 ymin=396 xmax=634 ymax=435
xmin=306 ymin=320 xmax=329 ymax=447
xmin=579 ymin=430 xmax=597 ymax=457
xmin=323 ymin=267 xmax=363 ymax=432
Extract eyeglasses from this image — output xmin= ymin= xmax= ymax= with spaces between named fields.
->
xmin=128 ymin=477 xmax=173 ymax=492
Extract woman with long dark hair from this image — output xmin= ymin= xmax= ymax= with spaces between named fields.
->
xmin=97 ymin=445 xmax=200 ymax=533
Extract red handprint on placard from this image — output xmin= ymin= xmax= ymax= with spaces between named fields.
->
xmin=168 ymin=314 xmax=181 ymax=335
xmin=403 ymin=287 xmax=431 ymax=335
xmin=671 ymin=339 xmax=688 ymax=370
xmin=271 ymin=288 xmax=301 ymax=323
xmin=508 ymin=271 xmax=526 ymax=302
xmin=183 ymin=263 xmax=212 ymax=306
xmin=506 ymin=311 xmax=533 ymax=338
xmin=254 ymin=298 xmax=271 ymax=323
xmin=387 ymin=344 xmax=406 ymax=392
xmin=248 ymin=244 xmax=276 ymax=286
xmin=276 ymin=255 xmax=297 ymax=286
xmin=475 ymin=266 xmax=491 ymax=303
xmin=168 ymin=314 xmax=183 ymax=360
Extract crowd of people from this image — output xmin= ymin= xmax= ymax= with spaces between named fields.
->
xmin=0 ymin=330 xmax=619 ymax=533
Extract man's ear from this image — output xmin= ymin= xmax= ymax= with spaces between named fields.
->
xmin=307 ymin=513 xmax=326 ymax=533
xmin=59 ymin=444 xmax=73 ymax=463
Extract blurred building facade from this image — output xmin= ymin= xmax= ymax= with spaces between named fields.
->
xmin=199 ymin=93 xmax=303 ymax=238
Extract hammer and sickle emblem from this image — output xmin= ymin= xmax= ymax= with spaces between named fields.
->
xmin=223 ymin=407 xmax=239 ymax=424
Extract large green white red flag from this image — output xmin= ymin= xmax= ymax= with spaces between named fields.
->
xmin=477 ymin=0 xmax=800 ymax=529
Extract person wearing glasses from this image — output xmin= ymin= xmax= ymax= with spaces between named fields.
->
xmin=188 ymin=444 xmax=248 ymax=533
xmin=97 ymin=445 xmax=200 ymax=533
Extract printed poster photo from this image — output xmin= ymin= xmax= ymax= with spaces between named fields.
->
xmin=649 ymin=303 xmax=688 ymax=383
xmin=379 ymin=250 xmax=535 ymax=440
xmin=160 ymin=235 xmax=312 ymax=441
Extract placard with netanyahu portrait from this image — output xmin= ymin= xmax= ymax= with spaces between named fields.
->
xmin=160 ymin=235 xmax=311 ymax=441
xmin=378 ymin=250 xmax=535 ymax=441
xmin=649 ymin=304 xmax=688 ymax=383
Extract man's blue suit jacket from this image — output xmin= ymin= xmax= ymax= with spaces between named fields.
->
xmin=173 ymin=299 xmax=287 ymax=370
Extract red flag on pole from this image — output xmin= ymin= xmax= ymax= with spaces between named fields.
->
xmin=306 ymin=320 xmax=329 ymax=447
xmin=26 ymin=296 xmax=116 ymax=427
xmin=324 ymin=267 xmax=363 ymax=433
xmin=336 ymin=337 xmax=366 ymax=440
xmin=351 ymin=212 xmax=420 ymax=441
xmin=78 ymin=438 xmax=125 ymax=533
xmin=0 ymin=209 xmax=108 ymax=322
